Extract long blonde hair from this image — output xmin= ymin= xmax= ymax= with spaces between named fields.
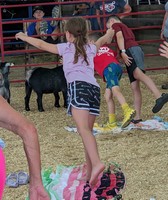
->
xmin=65 ymin=17 xmax=89 ymax=65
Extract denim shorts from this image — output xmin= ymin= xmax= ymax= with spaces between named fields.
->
xmin=103 ymin=63 xmax=123 ymax=89
xmin=67 ymin=81 xmax=100 ymax=116
xmin=126 ymin=46 xmax=145 ymax=83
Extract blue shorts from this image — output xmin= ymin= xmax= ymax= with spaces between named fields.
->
xmin=126 ymin=46 xmax=145 ymax=83
xmin=103 ymin=63 xmax=123 ymax=89
xmin=67 ymin=81 xmax=100 ymax=116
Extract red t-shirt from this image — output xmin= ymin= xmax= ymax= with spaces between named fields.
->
xmin=112 ymin=23 xmax=138 ymax=49
xmin=94 ymin=45 xmax=119 ymax=77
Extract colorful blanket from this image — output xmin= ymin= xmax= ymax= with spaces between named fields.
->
xmin=64 ymin=116 xmax=168 ymax=135
xmin=26 ymin=163 xmax=125 ymax=200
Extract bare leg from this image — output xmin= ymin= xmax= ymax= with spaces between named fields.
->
xmin=131 ymin=80 xmax=142 ymax=120
xmin=81 ymin=149 xmax=91 ymax=181
xmin=104 ymin=88 xmax=115 ymax=114
xmin=85 ymin=113 xmax=98 ymax=181
xmin=134 ymin=68 xmax=161 ymax=99
xmin=77 ymin=148 xmax=91 ymax=182
xmin=100 ymin=89 xmax=120 ymax=129
xmin=72 ymin=107 xmax=105 ymax=186
xmin=76 ymin=111 xmax=99 ymax=182
xmin=88 ymin=115 xmax=105 ymax=186
xmin=112 ymin=86 xmax=127 ymax=105
xmin=77 ymin=113 xmax=95 ymax=181
xmin=0 ymin=96 xmax=49 ymax=200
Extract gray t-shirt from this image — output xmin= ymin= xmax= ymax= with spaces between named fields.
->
xmin=164 ymin=2 xmax=168 ymax=38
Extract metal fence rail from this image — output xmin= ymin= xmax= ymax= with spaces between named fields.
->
xmin=0 ymin=1 xmax=167 ymax=83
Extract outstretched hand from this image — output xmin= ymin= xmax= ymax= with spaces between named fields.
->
xmin=15 ymin=32 xmax=27 ymax=41
xmin=159 ymin=41 xmax=168 ymax=59
xmin=29 ymin=185 xmax=50 ymax=200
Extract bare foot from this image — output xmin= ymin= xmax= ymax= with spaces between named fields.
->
xmin=77 ymin=174 xmax=90 ymax=182
xmin=77 ymin=165 xmax=91 ymax=182
xmin=89 ymin=162 xmax=105 ymax=186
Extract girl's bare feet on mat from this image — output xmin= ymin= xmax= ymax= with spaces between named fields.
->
xmin=77 ymin=173 xmax=90 ymax=182
xmin=89 ymin=162 xmax=105 ymax=186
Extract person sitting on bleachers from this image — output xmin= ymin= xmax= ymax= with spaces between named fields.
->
xmin=27 ymin=5 xmax=60 ymax=44
xmin=95 ymin=0 xmax=132 ymax=30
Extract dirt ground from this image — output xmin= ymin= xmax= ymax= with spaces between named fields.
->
xmin=0 ymin=52 xmax=167 ymax=200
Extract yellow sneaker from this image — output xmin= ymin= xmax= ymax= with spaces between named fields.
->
xmin=94 ymin=122 xmax=116 ymax=133
xmin=121 ymin=108 xmax=136 ymax=128
xmin=103 ymin=122 xmax=117 ymax=129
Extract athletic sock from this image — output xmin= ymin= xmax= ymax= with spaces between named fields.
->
xmin=121 ymin=103 xmax=130 ymax=112
xmin=108 ymin=113 xmax=116 ymax=124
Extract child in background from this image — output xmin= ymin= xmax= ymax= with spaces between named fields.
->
xmin=88 ymin=32 xmax=135 ymax=130
xmin=27 ymin=5 xmax=60 ymax=43
xmin=106 ymin=15 xmax=168 ymax=122
xmin=95 ymin=0 xmax=132 ymax=30
xmin=16 ymin=17 xmax=114 ymax=186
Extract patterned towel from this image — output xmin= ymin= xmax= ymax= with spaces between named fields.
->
xmin=64 ymin=126 xmax=101 ymax=136
xmin=26 ymin=163 xmax=125 ymax=200
xmin=124 ymin=116 xmax=168 ymax=131
xmin=64 ymin=116 xmax=168 ymax=135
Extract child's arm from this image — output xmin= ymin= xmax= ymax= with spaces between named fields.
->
xmin=15 ymin=32 xmax=59 ymax=54
xmin=94 ymin=29 xmax=114 ymax=50
xmin=115 ymin=31 xmax=125 ymax=51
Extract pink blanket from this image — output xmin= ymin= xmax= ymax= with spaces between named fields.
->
xmin=61 ymin=163 xmax=125 ymax=200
